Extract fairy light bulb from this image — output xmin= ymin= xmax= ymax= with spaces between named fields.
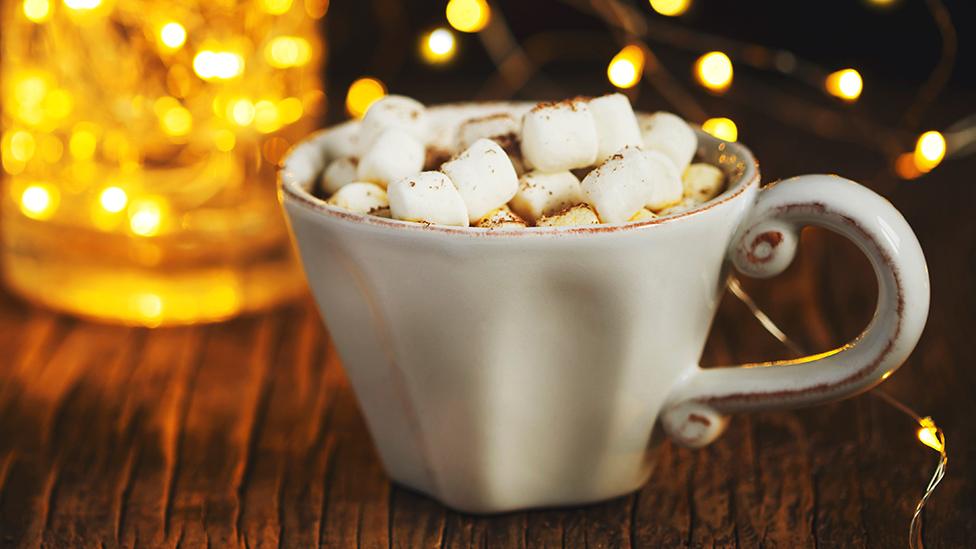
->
xmin=446 ymin=0 xmax=490 ymax=33
xmin=607 ymin=45 xmax=645 ymax=89
xmin=421 ymin=28 xmax=456 ymax=64
xmin=99 ymin=186 xmax=128 ymax=213
xmin=23 ymin=0 xmax=51 ymax=22
xmin=128 ymin=197 xmax=165 ymax=236
xmin=159 ymin=22 xmax=186 ymax=50
xmin=701 ymin=117 xmax=737 ymax=142
xmin=20 ymin=183 xmax=58 ymax=220
xmin=913 ymin=130 xmax=946 ymax=172
xmin=193 ymin=51 xmax=245 ymax=80
xmin=695 ymin=51 xmax=733 ymax=92
xmin=345 ymin=77 xmax=386 ymax=118
xmin=916 ymin=417 xmax=944 ymax=453
xmin=825 ymin=69 xmax=863 ymax=102
xmin=649 ymin=0 xmax=690 ymax=17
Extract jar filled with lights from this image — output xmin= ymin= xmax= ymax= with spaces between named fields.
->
xmin=1 ymin=0 xmax=326 ymax=325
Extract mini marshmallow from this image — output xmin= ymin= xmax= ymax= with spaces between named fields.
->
xmin=510 ymin=171 xmax=584 ymax=222
xmin=682 ymin=163 xmax=726 ymax=202
xmin=640 ymin=111 xmax=697 ymax=172
xmin=359 ymin=95 xmax=429 ymax=153
xmin=643 ymin=150 xmax=684 ymax=211
xmin=475 ymin=205 xmax=527 ymax=229
xmin=521 ymin=99 xmax=598 ymax=172
xmin=326 ymin=182 xmax=389 ymax=214
xmin=357 ymin=128 xmax=425 ymax=188
xmin=588 ymin=93 xmax=643 ymax=163
xmin=580 ymin=146 xmax=653 ymax=224
xmin=440 ymin=138 xmax=519 ymax=223
xmin=321 ymin=157 xmax=359 ymax=195
xmin=388 ymin=171 xmax=469 ymax=226
xmin=536 ymin=204 xmax=600 ymax=227
xmin=458 ymin=113 xmax=521 ymax=151
xmin=629 ymin=208 xmax=657 ymax=222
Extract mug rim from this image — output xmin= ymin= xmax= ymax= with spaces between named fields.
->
xmin=278 ymin=102 xmax=761 ymax=237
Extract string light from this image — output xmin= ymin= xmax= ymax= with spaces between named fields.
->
xmin=648 ymin=0 xmax=691 ymax=17
xmin=701 ymin=117 xmax=737 ymax=142
xmin=98 ymin=186 xmax=128 ymax=213
xmin=695 ymin=51 xmax=733 ymax=92
xmin=917 ymin=417 xmax=944 ymax=453
xmin=192 ymin=50 xmax=245 ymax=81
xmin=346 ymin=77 xmax=386 ymax=118
xmin=607 ymin=45 xmax=645 ymax=89
xmin=913 ymin=130 xmax=946 ymax=172
xmin=446 ymin=0 xmax=490 ymax=33
xmin=159 ymin=22 xmax=186 ymax=50
xmin=825 ymin=68 xmax=863 ymax=102
xmin=19 ymin=183 xmax=58 ymax=220
xmin=22 ymin=0 xmax=51 ymax=22
xmin=421 ymin=28 xmax=457 ymax=64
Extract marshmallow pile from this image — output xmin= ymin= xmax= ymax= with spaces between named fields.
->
xmin=320 ymin=94 xmax=726 ymax=228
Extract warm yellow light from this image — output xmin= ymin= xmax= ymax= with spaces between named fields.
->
xmin=825 ymin=68 xmax=862 ymax=101
xmin=159 ymin=22 xmax=187 ymax=50
xmin=446 ymin=0 xmax=490 ymax=33
xmin=43 ymin=89 xmax=73 ymax=119
xmin=99 ymin=186 xmax=128 ymax=213
xmin=695 ymin=51 xmax=733 ymax=92
xmin=346 ymin=77 xmax=387 ymax=118
xmin=134 ymin=293 xmax=163 ymax=325
xmin=254 ymin=100 xmax=281 ymax=133
xmin=266 ymin=36 xmax=312 ymax=68
xmin=917 ymin=417 xmax=944 ymax=453
xmin=649 ymin=0 xmax=690 ymax=17
xmin=261 ymin=0 xmax=293 ymax=15
xmin=23 ymin=0 xmax=51 ymax=22
xmin=702 ymin=117 xmax=737 ymax=142
xmin=214 ymin=129 xmax=236 ymax=152
xmin=193 ymin=50 xmax=245 ymax=80
xmin=895 ymin=152 xmax=922 ymax=180
xmin=421 ymin=28 xmax=456 ymax=64
xmin=866 ymin=0 xmax=897 ymax=7
xmin=160 ymin=105 xmax=193 ymax=136
xmin=8 ymin=131 xmax=36 ymax=162
xmin=20 ymin=183 xmax=58 ymax=220
xmin=277 ymin=97 xmax=304 ymax=123
xmin=607 ymin=45 xmax=645 ymax=89
xmin=230 ymin=99 xmax=256 ymax=126
xmin=914 ymin=130 xmax=946 ymax=172
xmin=63 ymin=0 xmax=100 ymax=10
xmin=69 ymin=124 xmax=97 ymax=160
xmin=128 ymin=198 xmax=165 ymax=236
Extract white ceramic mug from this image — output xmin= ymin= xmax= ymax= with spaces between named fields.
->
xmin=279 ymin=103 xmax=929 ymax=513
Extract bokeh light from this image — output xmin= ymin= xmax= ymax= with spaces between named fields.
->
xmin=23 ymin=0 xmax=51 ymax=22
xmin=695 ymin=51 xmax=733 ymax=92
xmin=649 ymin=0 xmax=690 ymax=17
xmin=346 ymin=77 xmax=387 ymax=118
xmin=99 ymin=186 xmax=128 ymax=213
xmin=825 ymin=68 xmax=862 ymax=101
xmin=266 ymin=36 xmax=313 ymax=68
xmin=19 ymin=183 xmax=58 ymax=220
xmin=159 ymin=22 xmax=187 ymax=50
xmin=193 ymin=50 xmax=245 ymax=80
xmin=914 ymin=130 xmax=946 ymax=172
xmin=701 ymin=117 xmax=738 ymax=142
xmin=128 ymin=198 xmax=165 ymax=236
xmin=607 ymin=45 xmax=645 ymax=89
xmin=446 ymin=0 xmax=490 ymax=33
xmin=421 ymin=28 xmax=457 ymax=64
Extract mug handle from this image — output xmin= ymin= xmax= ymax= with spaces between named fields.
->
xmin=661 ymin=174 xmax=930 ymax=448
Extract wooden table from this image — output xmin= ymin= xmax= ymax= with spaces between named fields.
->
xmin=2 ymin=110 xmax=975 ymax=548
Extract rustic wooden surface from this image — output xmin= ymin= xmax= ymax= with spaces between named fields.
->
xmin=2 ymin=102 xmax=975 ymax=547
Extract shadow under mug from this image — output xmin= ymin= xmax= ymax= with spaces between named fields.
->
xmin=279 ymin=103 xmax=929 ymax=513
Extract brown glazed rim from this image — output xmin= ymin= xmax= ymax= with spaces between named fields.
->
xmin=278 ymin=104 xmax=761 ymax=237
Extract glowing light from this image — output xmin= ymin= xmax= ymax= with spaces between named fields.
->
xmin=215 ymin=129 xmax=236 ymax=152
xmin=913 ymin=130 xmax=946 ymax=172
xmin=701 ymin=117 xmax=737 ymax=142
xmin=23 ymin=0 xmax=51 ymax=22
xmin=134 ymin=293 xmax=163 ymax=325
xmin=895 ymin=152 xmax=922 ymax=180
xmin=446 ymin=0 xmax=490 ymax=33
xmin=695 ymin=51 xmax=733 ymax=92
xmin=128 ymin=198 xmax=165 ymax=236
xmin=649 ymin=0 xmax=690 ymax=17
xmin=99 ymin=186 xmax=128 ymax=213
xmin=193 ymin=50 xmax=245 ymax=80
xmin=43 ymin=89 xmax=73 ymax=119
xmin=277 ymin=97 xmax=304 ymax=123
xmin=20 ymin=183 xmax=58 ymax=220
xmin=253 ymin=100 xmax=281 ymax=133
xmin=69 ymin=124 xmax=97 ymax=160
xmin=266 ymin=36 xmax=312 ymax=68
xmin=304 ymin=0 xmax=329 ymax=18
xmin=63 ymin=0 xmax=100 ymax=10
xmin=160 ymin=105 xmax=193 ymax=136
xmin=866 ymin=0 xmax=897 ymax=7
xmin=825 ymin=69 xmax=862 ymax=102
xmin=607 ymin=45 xmax=645 ymax=89
xmin=230 ymin=98 xmax=256 ymax=126
xmin=421 ymin=28 xmax=456 ymax=64
xmin=8 ymin=131 xmax=36 ymax=162
xmin=159 ymin=22 xmax=187 ymax=50
xmin=261 ymin=0 xmax=292 ymax=15
xmin=346 ymin=77 xmax=386 ymax=118
xmin=917 ymin=417 xmax=944 ymax=453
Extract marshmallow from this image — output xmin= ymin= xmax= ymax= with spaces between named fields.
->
xmin=509 ymin=171 xmax=584 ymax=222
xmin=629 ymin=208 xmax=657 ymax=222
xmin=357 ymin=128 xmax=425 ymax=188
xmin=475 ymin=205 xmax=527 ymax=229
xmin=326 ymin=182 xmax=389 ymax=214
xmin=588 ymin=93 xmax=643 ymax=163
xmin=359 ymin=95 xmax=429 ymax=153
xmin=388 ymin=171 xmax=469 ymax=226
xmin=640 ymin=111 xmax=697 ymax=172
xmin=643 ymin=150 xmax=684 ymax=211
xmin=458 ymin=113 xmax=521 ymax=151
xmin=682 ymin=163 xmax=726 ymax=202
xmin=320 ymin=157 xmax=359 ymax=195
xmin=440 ymin=138 xmax=519 ymax=223
xmin=536 ymin=204 xmax=600 ymax=227
xmin=521 ymin=99 xmax=598 ymax=172
xmin=580 ymin=146 xmax=653 ymax=224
